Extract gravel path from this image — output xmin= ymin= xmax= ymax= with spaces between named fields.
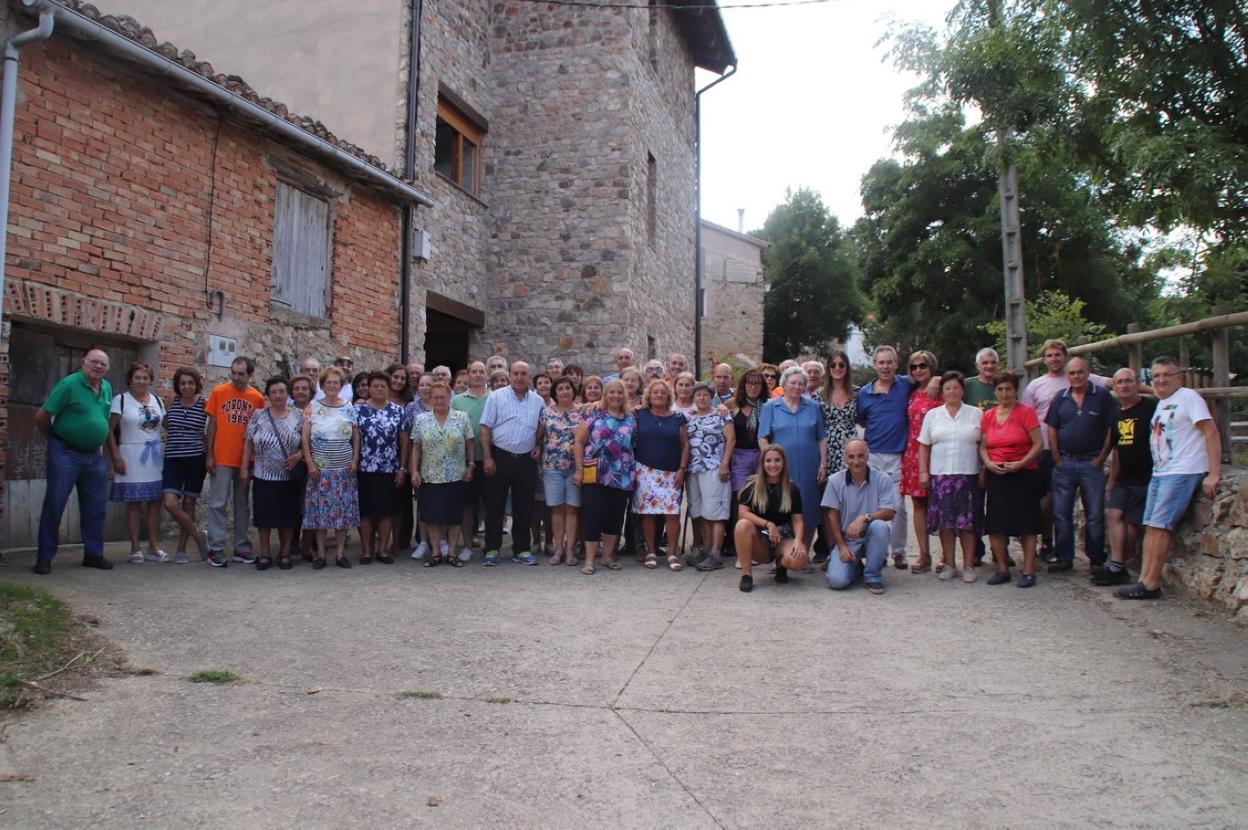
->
xmin=1 ymin=538 xmax=1246 ymax=828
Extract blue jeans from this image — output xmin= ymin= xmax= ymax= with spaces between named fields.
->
xmin=1051 ymin=458 xmax=1105 ymax=563
xmin=38 ymin=435 xmax=108 ymax=562
xmin=826 ymin=519 xmax=890 ymax=589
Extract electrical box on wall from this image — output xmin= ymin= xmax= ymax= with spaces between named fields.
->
xmin=207 ymin=334 xmax=238 ymax=367
xmin=412 ymin=229 xmax=432 ymax=262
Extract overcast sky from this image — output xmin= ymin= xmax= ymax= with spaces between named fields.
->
xmin=698 ymin=0 xmax=954 ymax=234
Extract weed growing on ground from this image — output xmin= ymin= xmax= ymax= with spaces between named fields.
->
xmin=0 ymin=583 xmax=74 ymax=707
xmin=188 ymin=670 xmax=240 ymax=684
xmin=484 ymin=697 xmax=512 ymax=704
xmin=397 ymin=690 xmax=442 ymax=700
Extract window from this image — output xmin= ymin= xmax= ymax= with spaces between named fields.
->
xmin=646 ymin=152 xmax=657 ymax=247
xmin=647 ymin=335 xmax=657 ymax=361
xmin=435 ymin=97 xmax=484 ymax=197
xmin=272 ymin=181 xmax=330 ymax=318
xmin=648 ymin=0 xmax=659 ymax=70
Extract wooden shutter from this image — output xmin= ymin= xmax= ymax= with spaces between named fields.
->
xmin=272 ymin=181 xmax=329 ymax=317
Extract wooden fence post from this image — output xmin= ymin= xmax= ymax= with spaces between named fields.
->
xmin=1210 ymin=305 xmax=1232 ymax=463
xmin=1126 ymin=323 xmax=1142 ymax=377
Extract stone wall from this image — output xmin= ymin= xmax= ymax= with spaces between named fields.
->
xmin=1166 ymin=467 xmax=1248 ymax=627
xmin=700 ymin=221 xmax=766 ymax=370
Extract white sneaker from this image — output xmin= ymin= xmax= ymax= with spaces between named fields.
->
xmin=129 ymin=551 xmax=144 ymax=564
xmin=146 ymin=550 xmax=171 ymax=563
xmin=410 ymin=541 xmax=430 ymax=560
xmin=439 ymin=539 xmax=450 ymax=557
xmin=457 ymin=547 xmax=473 ymax=562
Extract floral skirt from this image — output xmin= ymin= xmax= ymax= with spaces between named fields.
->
xmin=633 ymin=462 xmax=682 ymax=515
xmin=926 ymin=473 xmax=982 ymax=535
xmin=303 ymin=467 xmax=361 ymax=530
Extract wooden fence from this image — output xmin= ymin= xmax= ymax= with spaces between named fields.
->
xmin=1022 ymin=307 xmax=1246 ymax=462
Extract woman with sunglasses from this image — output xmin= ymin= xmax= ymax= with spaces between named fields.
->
xmin=819 ymin=350 xmax=858 ymax=479
xmin=900 ymin=350 xmax=941 ymax=573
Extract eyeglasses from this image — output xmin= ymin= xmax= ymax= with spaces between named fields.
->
xmin=829 ymin=363 xmax=847 ymax=369
xmin=909 ymin=362 xmax=928 ymax=370
xmin=1154 ymin=370 xmax=1182 ymax=379
xmin=762 ymin=373 xmax=777 ymax=380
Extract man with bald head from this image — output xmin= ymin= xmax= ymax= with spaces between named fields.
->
xmin=821 ymin=439 xmax=896 ymax=594
xmin=33 ymin=349 xmax=116 ymax=574
xmin=604 ymin=347 xmax=635 ymax=383
xmin=1094 ymin=367 xmax=1157 ymax=585
xmin=1045 ymin=356 xmax=1117 ymax=572
xmin=479 ymin=361 xmax=545 ymax=566
xmin=711 ymin=363 xmax=735 ymax=407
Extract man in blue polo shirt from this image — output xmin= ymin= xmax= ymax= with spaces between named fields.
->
xmin=1045 ymin=357 xmax=1117 ymax=572
xmin=855 ymin=345 xmax=912 ymax=569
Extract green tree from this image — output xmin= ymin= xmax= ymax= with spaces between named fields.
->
xmin=756 ymin=188 xmax=864 ymax=362
xmin=981 ymin=290 xmax=1108 ymax=367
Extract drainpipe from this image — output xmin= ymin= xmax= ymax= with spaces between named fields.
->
xmin=0 ymin=0 xmax=54 ymax=335
xmin=399 ymin=0 xmax=423 ymax=363
xmin=693 ymin=64 xmax=735 ymax=377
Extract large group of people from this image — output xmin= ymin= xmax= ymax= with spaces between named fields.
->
xmin=31 ymin=339 xmax=1222 ymax=602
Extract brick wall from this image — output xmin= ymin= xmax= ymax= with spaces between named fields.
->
xmin=1 ymin=37 xmax=403 ymax=536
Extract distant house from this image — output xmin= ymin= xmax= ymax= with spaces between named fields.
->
xmin=105 ymin=0 xmax=737 ymax=372
xmin=0 ymin=0 xmax=431 ymax=546
xmin=699 ymin=219 xmax=767 ymax=370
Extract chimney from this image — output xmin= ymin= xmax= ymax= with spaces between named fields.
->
xmin=737 ymin=208 xmax=745 ymax=234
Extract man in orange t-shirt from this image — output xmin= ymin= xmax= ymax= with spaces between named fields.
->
xmin=204 ymin=356 xmax=265 ymax=566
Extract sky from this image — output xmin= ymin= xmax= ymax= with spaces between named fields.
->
xmin=697 ymin=0 xmax=955 ymax=234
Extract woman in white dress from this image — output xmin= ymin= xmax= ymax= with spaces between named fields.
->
xmin=107 ymin=362 xmax=167 ymax=563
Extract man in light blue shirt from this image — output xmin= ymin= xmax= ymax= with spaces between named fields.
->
xmin=479 ymin=361 xmax=544 ymax=566
xmin=821 ymin=440 xmax=897 ymax=594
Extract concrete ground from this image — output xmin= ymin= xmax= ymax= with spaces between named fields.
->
xmin=1 ymin=534 xmax=1246 ymax=828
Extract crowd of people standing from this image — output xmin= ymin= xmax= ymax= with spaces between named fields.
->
xmin=31 ymin=338 xmax=1222 ymax=602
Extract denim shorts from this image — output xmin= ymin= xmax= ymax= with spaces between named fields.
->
xmin=542 ymin=467 xmax=581 ymax=507
xmin=161 ymin=454 xmax=207 ymax=498
xmin=1142 ymin=473 xmax=1204 ymax=531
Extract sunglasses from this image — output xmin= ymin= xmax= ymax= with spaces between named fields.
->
xmin=909 ymin=362 xmax=928 ymax=370
xmin=829 ymin=362 xmax=847 ymax=369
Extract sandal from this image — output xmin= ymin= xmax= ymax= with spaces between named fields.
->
xmin=359 ymin=555 xmax=373 ymax=565
xmin=447 ymin=556 xmax=464 ymax=568
xmin=643 ymin=553 xmax=659 ymax=569
xmin=667 ymin=554 xmax=683 ymax=572
xmin=565 ymin=553 xmax=580 ymax=567
xmin=256 ymin=556 xmax=272 ymax=571
xmin=603 ymin=558 xmax=622 ymax=571
xmin=277 ymin=556 xmax=293 ymax=570
xmin=335 ymin=556 xmax=352 ymax=569
xmin=312 ymin=557 xmax=327 ymax=570
xmin=549 ymin=550 xmax=564 ymax=566
xmin=911 ymin=561 xmax=931 ymax=575
xmin=423 ymin=554 xmax=443 ymax=568
xmin=580 ymin=564 xmax=596 ymax=575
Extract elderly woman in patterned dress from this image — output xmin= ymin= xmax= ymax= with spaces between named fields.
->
xmin=900 ymin=350 xmax=940 ymax=573
xmin=301 ymin=366 xmax=361 ymax=569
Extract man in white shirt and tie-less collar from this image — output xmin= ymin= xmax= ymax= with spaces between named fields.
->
xmin=479 ymin=361 xmax=545 ymax=567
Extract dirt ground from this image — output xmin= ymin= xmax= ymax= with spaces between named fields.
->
xmin=1 ymin=536 xmax=1246 ymax=828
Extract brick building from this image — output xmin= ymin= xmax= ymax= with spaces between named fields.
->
xmin=106 ymin=0 xmax=737 ymax=372
xmin=700 ymin=219 xmax=767 ymax=367
xmin=0 ymin=1 xmax=431 ymax=546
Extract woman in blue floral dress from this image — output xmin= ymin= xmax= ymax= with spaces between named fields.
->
xmin=356 ymin=371 xmax=405 ymax=565
xmin=538 ymin=377 xmax=590 ymax=565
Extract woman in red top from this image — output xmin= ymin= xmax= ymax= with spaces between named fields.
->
xmin=979 ymin=372 xmax=1043 ymax=587
xmin=900 ymin=350 xmax=940 ymax=573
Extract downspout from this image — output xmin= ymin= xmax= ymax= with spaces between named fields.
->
xmin=693 ymin=63 xmax=735 ymax=377
xmin=399 ymin=0 xmax=424 ymax=363
xmin=0 ymin=0 xmax=54 ymax=336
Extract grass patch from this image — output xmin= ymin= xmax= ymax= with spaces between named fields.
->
xmin=0 ymin=583 xmax=76 ymax=707
xmin=396 ymin=690 xmax=442 ymax=700
xmin=483 ymin=696 xmax=512 ymax=704
xmin=187 ymin=669 xmax=240 ymax=684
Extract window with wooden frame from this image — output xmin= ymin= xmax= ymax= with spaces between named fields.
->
xmin=434 ymin=97 xmax=484 ymax=197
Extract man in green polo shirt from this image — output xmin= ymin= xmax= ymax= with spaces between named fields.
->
xmin=33 ymin=349 xmax=116 ymax=574
xmin=452 ymin=360 xmax=490 ymax=562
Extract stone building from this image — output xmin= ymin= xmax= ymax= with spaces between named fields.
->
xmin=107 ymin=0 xmax=737 ymax=373
xmin=699 ymin=219 xmax=767 ymax=368
xmin=0 ymin=1 xmax=429 ymax=546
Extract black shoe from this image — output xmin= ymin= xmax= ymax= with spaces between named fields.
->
xmin=1091 ymin=567 xmax=1131 ymax=586
xmin=1115 ymin=581 xmax=1161 ymax=600
xmin=335 ymin=556 xmax=352 ymax=569
xmin=377 ymin=554 xmax=395 ymax=565
xmin=1047 ymin=560 xmax=1073 ymax=573
xmin=82 ymin=556 xmax=114 ymax=570
xmin=33 ymin=560 xmax=51 ymax=575
xmin=739 ymin=574 xmax=753 ymax=593
xmin=312 ymin=557 xmax=327 ymax=570
xmin=774 ymin=567 xmax=789 ymax=584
